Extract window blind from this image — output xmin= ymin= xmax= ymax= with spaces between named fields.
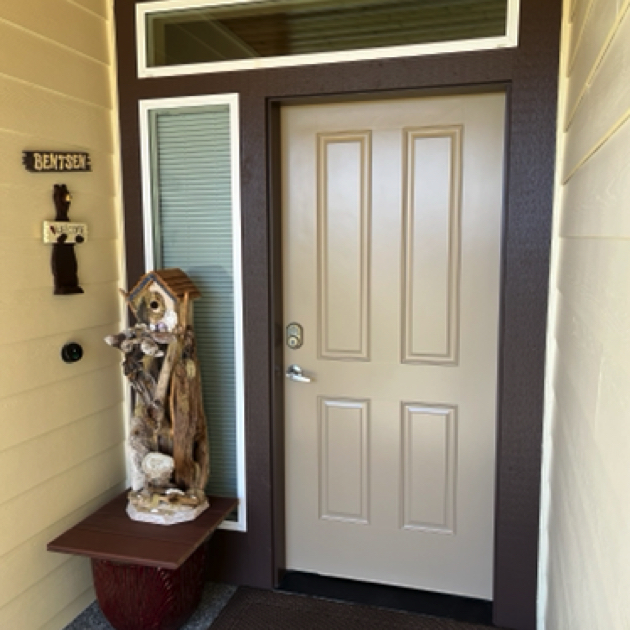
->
xmin=149 ymin=104 xmax=239 ymax=502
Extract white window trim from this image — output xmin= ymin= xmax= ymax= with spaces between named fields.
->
xmin=137 ymin=0 xmax=521 ymax=79
xmin=138 ymin=93 xmax=247 ymax=532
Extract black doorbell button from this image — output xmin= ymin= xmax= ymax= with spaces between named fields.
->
xmin=61 ymin=342 xmax=83 ymax=363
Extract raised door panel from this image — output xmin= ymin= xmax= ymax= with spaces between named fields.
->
xmin=319 ymin=397 xmax=370 ymax=523
xmin=402 ymin=127 xmax=461 ymax=365
xmin=318 ymin=132 xmax=371 ymax=360
xmin=402 ymin=403 xmax=457 ymax=534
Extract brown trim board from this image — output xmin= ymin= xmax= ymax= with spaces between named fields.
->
xmin=113 ymin=2 xmax=562 ymax=629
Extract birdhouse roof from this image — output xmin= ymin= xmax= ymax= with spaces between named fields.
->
xmin=127 ymin=268 xmax=201 ymax=306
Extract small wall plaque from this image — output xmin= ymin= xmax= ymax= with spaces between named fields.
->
xmin=43 ymin=221 xmax=88 ymax=245
xmin=23 ymin=151 xmax=91 ymax=173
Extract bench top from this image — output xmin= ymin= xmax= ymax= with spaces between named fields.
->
xmin=47 ymin=491 xmax=238 ymax=570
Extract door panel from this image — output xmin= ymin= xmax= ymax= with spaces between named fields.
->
xmin=318 ymin=132 xmax=371 ymax=360
xmin=402 ymin=127 xmax=461 ymax=364
xmin=282 ymin=94 xmax=505 ymax=599
xmin=402 ymin=402 xmax=457 ymax=534
xmin=319 ymin=397 xmax=370 ymax=524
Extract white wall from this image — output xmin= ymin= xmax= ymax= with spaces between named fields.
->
xmin=542 ymin=0 xmax=630 ymax=627
xmin=0 ymin=1 xmax=127 ymax=628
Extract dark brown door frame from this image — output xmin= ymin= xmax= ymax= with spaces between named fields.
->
xmin=114 ymin=3 xmax=562 ymax=629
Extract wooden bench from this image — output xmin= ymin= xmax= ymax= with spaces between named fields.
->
xmin=48 ymin=491 xmax=238 ymax=630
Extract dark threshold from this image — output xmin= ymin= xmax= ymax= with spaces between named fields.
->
xmin=278 ymin=571 xmax=494 ymax=626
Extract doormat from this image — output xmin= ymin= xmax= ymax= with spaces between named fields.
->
xmin=209 ymin=587 xmax=503 ymax=630
xmin=279 ymin=571 xmax=493 ymax=624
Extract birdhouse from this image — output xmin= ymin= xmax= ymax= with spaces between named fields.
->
xmin=105 ymin=267 xmax=210 ymax=525
xmin=126 ymin=268 xmax=201 ymax=332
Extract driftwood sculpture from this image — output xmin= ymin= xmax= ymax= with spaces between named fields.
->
xmin=105 ymin=269 xmax=210 ymax=525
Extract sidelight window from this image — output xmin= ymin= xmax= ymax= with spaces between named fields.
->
xmin=139 ymin=94 xmax=246 ymax=530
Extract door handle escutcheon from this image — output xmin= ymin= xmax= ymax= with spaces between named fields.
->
xmin=286 ymin=364 xmax=312 ymax=383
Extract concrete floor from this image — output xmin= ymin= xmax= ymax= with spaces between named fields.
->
xmin=63 ymin=582 xmax=236 ymax=629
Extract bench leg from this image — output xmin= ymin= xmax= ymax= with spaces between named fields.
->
xmin=91 ymin=544 xmax=206 ymax=630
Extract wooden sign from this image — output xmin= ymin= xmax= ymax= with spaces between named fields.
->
xmin=23 ymin=151 xmax=91 ymax=173
xmin=43 ymin=221 xmax=88 ymax=245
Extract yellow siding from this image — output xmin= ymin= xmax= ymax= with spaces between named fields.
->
xmin=543 ymin=1 xmax=630 ymax=628
xmin=0 ymin=1 xmax=109 ymax=63
xmin=565 ymin=0 xmax=617 ymax=119
xmin=0 ymin=2 xmax=126 ymax=629
xmin=0 ymin=20 xmax=111 ymax=108
xmin=563 ymin=6 xmax=630 ymax=177
xmin=567 ymin=0 xmax=594 ymax=65
xmin=68 ymin=0 xmax=109 ymax=20
xmin=38 ymin=590 xmax=97 ymax=630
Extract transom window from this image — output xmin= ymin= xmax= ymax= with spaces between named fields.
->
xmin=138 ymin=0 xmax=520 ymax=78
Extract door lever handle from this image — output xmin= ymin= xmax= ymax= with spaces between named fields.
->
xmin=286 ymin=364 xmax=312 ymax=383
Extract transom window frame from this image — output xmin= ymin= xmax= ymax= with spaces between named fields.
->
xmin=138 ymin=92 xmax=247 ymax=532
xmin=137 ymin=0 xmax=521 ymax=79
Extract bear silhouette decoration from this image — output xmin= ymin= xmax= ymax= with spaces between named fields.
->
xmin=51 ymin=184 xmax=84 ymax=295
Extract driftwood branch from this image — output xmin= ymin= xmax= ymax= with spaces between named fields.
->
xmin=153 ymin=340 xmax=178 ymax=405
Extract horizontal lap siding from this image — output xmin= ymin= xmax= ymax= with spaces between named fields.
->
xmin=0 ymin=1 xmax=109 ymax=63
xmin=567 ymin=0 xmax=594 ymax=66
xmin=545 ymin=0 xmax=630 ymax=628
xmin=68 ymin=0 xmax=109 ymax=20
xmin=564 ymin=5 xmax=630 ymax=176
xmin=0 ymin=485 xmax=125 ymax=624
xmin=0 ymin=2 xmax=126 ymax=630
xmin=564 ymin=0 xmax=618 ymax=122
xmin=0 ymin=20 xmax=111 ymax=108
xmin=562 ymin=116 xmax=630 ymax=238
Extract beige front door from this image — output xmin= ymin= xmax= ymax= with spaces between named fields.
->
xmin=282 ymin=93 xmax=505 ymax=599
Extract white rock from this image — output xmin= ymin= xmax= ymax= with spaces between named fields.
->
xmin=127 ymin=498 xmax=210 ymax=525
